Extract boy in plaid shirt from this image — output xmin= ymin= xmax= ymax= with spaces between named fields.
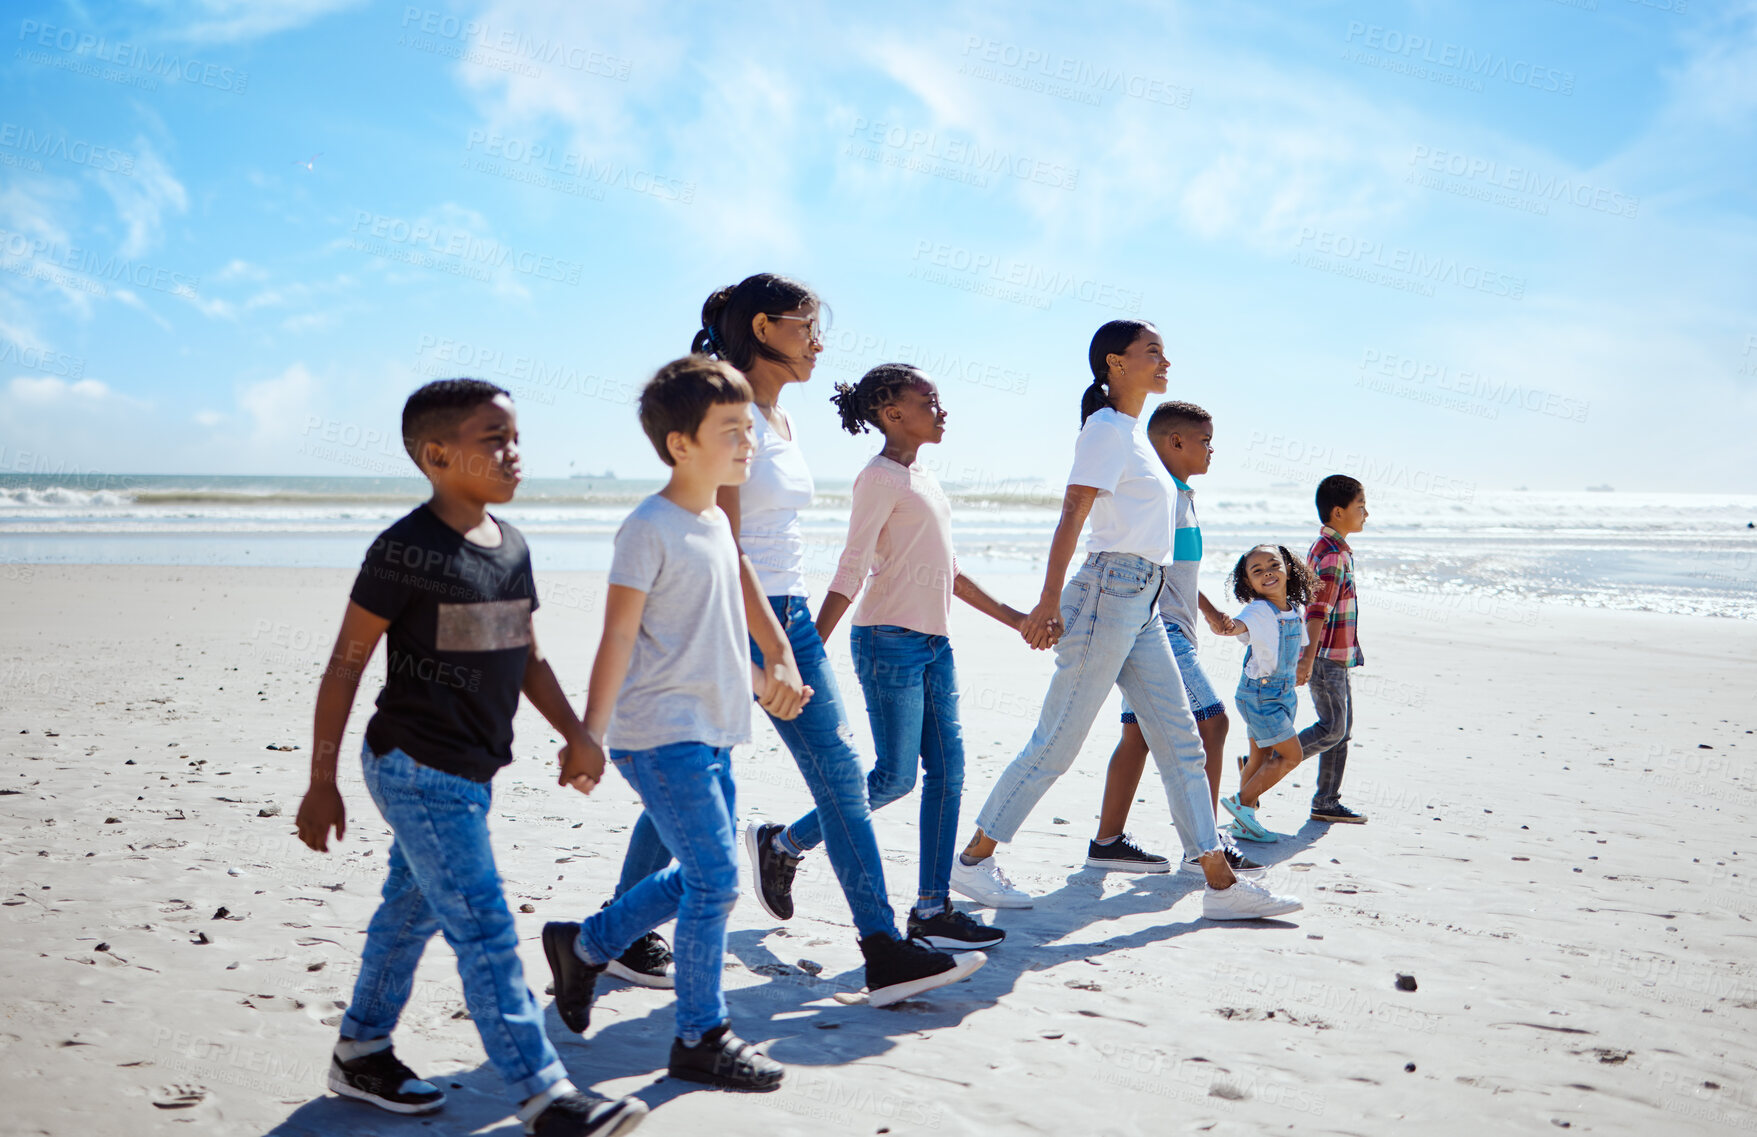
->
xmin=1296 ymin=474 xmax=1369 ymax=823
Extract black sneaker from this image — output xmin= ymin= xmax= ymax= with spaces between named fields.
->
xmin=542 ymin=921 xmax=606 ymax=1033
xmin=859 ymin=933 xmax=986 ymax=1008
xmin=1180 ymin=845 xmax=1267 ymax=880
xmin=1084 ymin=833 xmax=1172 ymax=873
xmin=743 ymin=821 xmax=801 ymax=920
xmin=327 ymin=1045 xmax=445 ymax=1114
xmin=907 ymin=903 xmax=1005 ymax=951
xmin=522 ymin=1089 xmax=648 ymax=1136
xmin=667 ymin=1022 xmax=784 ymax=1091
xmin=1311 ymin=803 xmax=1368 ymax=824
xmin=599 ymin=901 xmax=675 ymax=989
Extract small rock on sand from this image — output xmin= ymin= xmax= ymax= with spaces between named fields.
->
xmin=1396 ymin=973 xmax=1418 ymax=991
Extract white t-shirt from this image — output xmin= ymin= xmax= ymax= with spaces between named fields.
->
xmin=1065 ymin=408 xmax=1178 ymax=563
xmin=1234 ymin=598 xmax=1308 ymax=680
xmin=737 ymin=408 xmax=815 ymax=597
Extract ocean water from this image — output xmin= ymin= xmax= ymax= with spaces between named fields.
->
xmin=1 ymin=474 xmax=1753 ymax=619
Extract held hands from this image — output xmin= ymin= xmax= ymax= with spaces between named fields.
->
xmin=295 ymin=781 xmax=346 ymax=852
xmin=1205 ymin=610 xmax=1241 ymax=636
xmin=1020 ymin=598 xmax=1064 ymax=651
xmin=754 ymin=662 xmax=814 ymax=721
xmin=1295 ymin=656 xmax=1314 ymax=687
xmin=558 ymin=736 xmax=607 ymax=795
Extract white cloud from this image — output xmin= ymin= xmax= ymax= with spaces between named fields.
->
xmin=112 ymin=289 xmax=174 ymax=332
xmin=238 ymin=363 xmax=319 ymax=447
xmin=213 ymin=258 xmax=269 ymax=283
xmin=8 ymin=376 xmax=119 ymax=403
xmin=139 ymin=0 xmax=364 ymax=43
xmin=98 ymin=140 xmax=188 ymax=258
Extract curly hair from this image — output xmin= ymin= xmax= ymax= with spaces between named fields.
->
xmin=1229 ymin=543 xmax=1317 ymax=607
xmin=828 ymin=363 xmax=927 ymax=436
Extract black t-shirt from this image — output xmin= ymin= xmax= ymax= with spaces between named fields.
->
xmin=350 ymin=505 xmax=538 ymax=782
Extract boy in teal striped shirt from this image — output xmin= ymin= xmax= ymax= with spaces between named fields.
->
xmin=1085 ymin=402 xmax=1258 ymax=877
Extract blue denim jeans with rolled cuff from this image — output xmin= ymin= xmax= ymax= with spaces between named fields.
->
xmin=574 ymin=742 xmax=739 ymax=1045
xmin=1299 ymin=657 xmax=1353 ymax=811
xmin=752 ymin=595 xmax=898 ymax=940
xmin=974 ymin=552 xmax=1220 ymax=863
xmin=341 ymin=743 xmax=568 ymax=1103
xmin=789 ymin=625 xmax=965 ymax=907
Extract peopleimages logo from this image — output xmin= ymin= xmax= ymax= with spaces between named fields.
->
xmin=1343 ymin=21 xmax=1574 ymax=95
xmin=16 ymin=19 xmax=249 ymax=92
xmin=1294 ymin=227 xmax=1525 ymax=300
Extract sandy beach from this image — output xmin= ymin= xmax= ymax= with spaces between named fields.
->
xmin=2 ymin=564 xmax=1754 ymax=1136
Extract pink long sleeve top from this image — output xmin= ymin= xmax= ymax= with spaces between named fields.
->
xmin=826 ymin=454 xmax=960 ymax=636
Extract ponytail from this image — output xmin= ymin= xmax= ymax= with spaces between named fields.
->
xmin=691 ymin=273 xmax=822 ymax=372
xmin=1082 ymin=318 xmax=1156 ymax=426
xmin=691 ymin=286 xmax=737 ymax=359
xmin=1079 ymin=379 xmax=1112 ymax=427
xmin=829 ymin=363 xmax=925 ymax=436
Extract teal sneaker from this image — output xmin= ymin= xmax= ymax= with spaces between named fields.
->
xmin=1224 ymin=819 xmax=1278 ymax=845
xmin=1221 ymin=794 xmax=1272 ymax=842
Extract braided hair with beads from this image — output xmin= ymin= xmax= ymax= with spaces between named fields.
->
xmin=827 ymin=363 xmax=928 ymax=437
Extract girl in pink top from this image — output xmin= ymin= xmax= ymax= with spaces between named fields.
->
xmin=802 ymin=364 xmax=1029 ymax=950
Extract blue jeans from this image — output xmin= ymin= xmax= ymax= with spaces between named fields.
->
xmin=753 ymin=595 xmax=897 ymax=940
xmin=1120 ymin=624 xmax=1226 ymax=722
xmin=575 ymin=742 xmax=739 ymax=1045
xmin=791 ymin=625 xmax=964 ymax=907
xmin=975 ymin=552 xmax=1219 ymax=862
xmin=341 ymin=744 xmax=567 ymax=1102
xmin=1299 ymin=658 xmax=1353 ymax=810
xmin=614 ymin=811 xmax=670 ymax=898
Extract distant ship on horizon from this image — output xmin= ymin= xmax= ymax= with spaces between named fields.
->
xmin=568 ymin=470 xmax=616 ymax=479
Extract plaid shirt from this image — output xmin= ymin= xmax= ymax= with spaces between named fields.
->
xmin=1306 ymin=526 xmax=1363 ymax=667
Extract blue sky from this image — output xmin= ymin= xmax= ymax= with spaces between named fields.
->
xmin=1 ymin=0 xmax=1753 ymax=492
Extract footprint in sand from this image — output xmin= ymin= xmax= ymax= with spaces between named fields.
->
xmin=150 ymin=1084 xmax=208 ymax=1109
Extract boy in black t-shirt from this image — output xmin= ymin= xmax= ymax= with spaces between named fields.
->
xmin=295 ymin=379 xmax=646 ymax=1137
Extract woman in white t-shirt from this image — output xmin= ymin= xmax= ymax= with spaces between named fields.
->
xmin=951 ymin=320 xmax=1303 ymax=922
xmin=665 ymin=273 xmax=982 ymax=1005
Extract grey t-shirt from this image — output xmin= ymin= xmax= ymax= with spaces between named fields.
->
xmin=606 ymin=494 xmax=751 ymax=752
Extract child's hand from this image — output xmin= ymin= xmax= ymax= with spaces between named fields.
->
xmin=1020 ymin=599 xmax=1063 ymax=650
xmin=1205 ymin=611 xmax=1240 ymax=636
xmin=558 ymin=738 xmax=606 ymax=795
xmin=1296 ymin=657 xmax=1314 ymax=687
xmin=295 ymin=782 xmax=346 ymax=852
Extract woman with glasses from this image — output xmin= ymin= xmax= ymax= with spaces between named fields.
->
xmin=606 ymin=273 xmax=985 ymax=1007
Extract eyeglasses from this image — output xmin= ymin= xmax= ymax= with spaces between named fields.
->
xmin=770 ymin=313 xmax=826 ymax=342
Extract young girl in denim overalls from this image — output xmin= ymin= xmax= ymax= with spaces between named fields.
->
xmin=1219 ymin=544 xmax=1318 ymax=841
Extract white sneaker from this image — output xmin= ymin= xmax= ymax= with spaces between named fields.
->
xmin=949 ymin=856 xmax=1034 ymax=908
xmin=1202 ymin=877 xmax=1302 ymax=920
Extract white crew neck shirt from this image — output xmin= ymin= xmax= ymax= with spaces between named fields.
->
xmin=1064 ymin=407 xmax=1178 ymax=563
xmin=737 ymin=407 xmax=815 ymax=597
